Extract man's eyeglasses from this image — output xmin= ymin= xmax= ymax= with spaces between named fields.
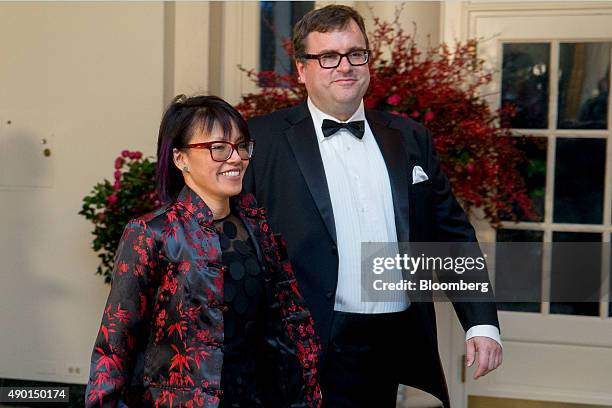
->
xmin=299 ymin=49 xmax=370 ymax=69
xmin=184 ymin=140 xmax=255 ymax=162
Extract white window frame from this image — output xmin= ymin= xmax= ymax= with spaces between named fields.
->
xmin=496 ymin=38 xmax=612 ymax=320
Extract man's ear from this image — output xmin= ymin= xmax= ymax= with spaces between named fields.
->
xmin=296 ymin=60 xmax=306 ymax=84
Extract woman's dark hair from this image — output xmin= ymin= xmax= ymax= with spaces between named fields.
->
xmin=156 ymin=94 xmax=251 ymax=203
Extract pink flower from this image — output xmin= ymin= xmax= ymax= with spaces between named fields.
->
xmin=114 ymin=170 xmax=121 ymax=180
xmin=131 ymin=151 xmax=143 ymax=159
xmin=411 ymin=111 xmax=420 ymax=118
xmin=466 ymin=163 xmax=475 ymax=173
xmin=107 ymin=194 xmax=118 ymax=205
xmin=390 ymin=111 xmax=401 ymax=116
xmin=114 ymin=158 xmax=124 ymax=169
xmin=424 ymin=111 xmax=435 ymax=121
xmin=387 ymin=94 xmax=401 ymax=106
xmin=113 ymin=180 xmax=121 ymax=190
xmin=121 ymin=150 xmax=130 ymax=158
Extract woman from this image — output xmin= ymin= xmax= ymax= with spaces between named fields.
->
xmin=85 ymin=95 xmax=321 ymax=408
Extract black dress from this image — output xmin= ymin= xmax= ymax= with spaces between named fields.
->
xmin=214 ymin=213 xmax=268 ymax=408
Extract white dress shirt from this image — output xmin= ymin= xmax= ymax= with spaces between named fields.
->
xmin=308 ymin=98 xmax=409 ymax=314
xmin=307 ymin=98 xmax=501 ymax=345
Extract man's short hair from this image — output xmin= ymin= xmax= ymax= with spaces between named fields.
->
xmin=292 ymin=5 xmax=369 ymax=59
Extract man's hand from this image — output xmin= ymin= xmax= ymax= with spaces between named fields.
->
xmin=466 ymin=336 xmax=502 ymax=379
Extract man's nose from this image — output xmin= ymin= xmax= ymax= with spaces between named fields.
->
xmin=336 ymin=55 xmax=352 ymax=72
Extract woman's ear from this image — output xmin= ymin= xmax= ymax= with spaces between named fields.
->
xmin=173 ymin=148 xmax=189 ymax=173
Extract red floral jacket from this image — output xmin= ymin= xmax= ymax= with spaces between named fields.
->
xmin=85 ymin=186 xmax=321 ymax=408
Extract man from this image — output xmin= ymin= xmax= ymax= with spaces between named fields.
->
xmin=244 ymin=5 xmax=502 ymax=407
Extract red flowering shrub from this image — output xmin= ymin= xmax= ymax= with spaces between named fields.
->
xmin=236 ymin=18 xmax=532 ymax=224
xmin=80 ymin=151 xmax=158 ymax=283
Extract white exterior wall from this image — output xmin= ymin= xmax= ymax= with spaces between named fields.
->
xmin=0 ymin=2 xmax=165 ymax=383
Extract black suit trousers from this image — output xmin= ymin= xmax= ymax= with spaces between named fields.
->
xmin=321 ymin=310 xmax=412 ymax=408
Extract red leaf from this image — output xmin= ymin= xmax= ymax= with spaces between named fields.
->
xmin=101 ymin=326 xmax=109 ymax=343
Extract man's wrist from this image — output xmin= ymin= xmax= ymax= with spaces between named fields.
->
xmin=465 ymin=325 xmax=502 ymax=347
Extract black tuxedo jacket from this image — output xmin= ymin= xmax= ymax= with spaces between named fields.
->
xmin=244 ymin=102 xmax=499 ymax=407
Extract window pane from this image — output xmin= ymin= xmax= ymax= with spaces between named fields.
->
xmin=550 ymin=232 xmax=601 ymax=316
xmin=496 ymin=229 xmax=543 ymax=313
xmin=502 ymin=43 xmax=550 ymax=129
xmin=558 ymin=42 xmax=610 ymax=129
xmin=553 ymin=138 xmax=606 ymax=224
xmin=260 ymin=1 xmax=313 ymax=78
xmin=499 ymin=137 xmax=547 ymax=222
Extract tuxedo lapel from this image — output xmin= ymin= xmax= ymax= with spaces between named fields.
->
xmin=284 ymin=103 xmax=337 ymax=244
xmin=367 ymin=111 xmax=412 ymax=243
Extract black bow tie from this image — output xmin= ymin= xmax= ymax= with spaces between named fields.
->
xmin=321 ymin=119 xmax=365 ymax=139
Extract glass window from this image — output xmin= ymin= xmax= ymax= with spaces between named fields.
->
xmin=499 ymin=137 xmax=547 ymax=222
xmin=553 ymin=138 xmax=606 ymax=224
xmin=558 ymin=42 xmax=610 ymax=130
xmin=550 ymin=232 xmax=602 ymax=316
xmin=501 ymin=43 xmax=550 ymax=129
xmin=499 ymin=40 xmax=612 ymax=318
xmin=496 ymin=229 xmax=544 ymax=313
xmin=260 ymin=1 xmax=314 ymax=78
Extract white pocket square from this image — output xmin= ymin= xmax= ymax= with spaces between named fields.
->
xmin=412 ymin=165 xmax=429 ymax=184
